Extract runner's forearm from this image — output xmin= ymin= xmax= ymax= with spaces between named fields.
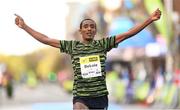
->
xmin=23 ymin=24 xmax=50 ymax=45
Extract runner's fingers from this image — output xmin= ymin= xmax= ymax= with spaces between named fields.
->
xmin=155 ymin=10 xmax=161 ymax=17
xmin=15 ymin=18 xmax=19 ymax=24
xmin=14 ymin=14 xmax=20 ymax=18
xmin=14 ymin=14 xmax=23 ymax=20
xmin=155 ymin=8 xmax=161 ymax=14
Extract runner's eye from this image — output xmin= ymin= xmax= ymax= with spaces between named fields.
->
xmin=90 ymin=24 xmax=95 ymax=29
xmin=83 ymin=24 xmax=88 ymax=28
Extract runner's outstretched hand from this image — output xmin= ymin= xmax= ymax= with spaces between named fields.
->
xmin=14 ymin=14 xmax=26 ymax=29
xmin=150 ymin=8 xmax=161 ymax=21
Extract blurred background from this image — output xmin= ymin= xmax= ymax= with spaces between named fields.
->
xmin=0 ymin=0 xmax=180 ymax=110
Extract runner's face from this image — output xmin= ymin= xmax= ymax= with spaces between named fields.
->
xmin=79 ymin=20 xmax=97 ymax=41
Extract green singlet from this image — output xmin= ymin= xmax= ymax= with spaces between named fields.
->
xmin=59 ymin=36 xmax=117 ymax=97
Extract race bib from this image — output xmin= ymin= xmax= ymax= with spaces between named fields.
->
xmin=80 ymin=55 xmax=102 ymax=78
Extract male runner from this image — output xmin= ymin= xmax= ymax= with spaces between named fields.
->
xmin=15 ymin=8 xmax=161 ymax=110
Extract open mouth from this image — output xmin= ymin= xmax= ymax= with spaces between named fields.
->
xmin=87 ymin=33 xmax=92 ymax=36
xmin=87 ymin=33 xmax=92 ymax=35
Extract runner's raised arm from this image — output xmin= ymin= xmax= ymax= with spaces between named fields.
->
xmin=14 ymin=14 xmax=60 ymax=48
xmin=115 ymin=8 xmax=161 ymax=44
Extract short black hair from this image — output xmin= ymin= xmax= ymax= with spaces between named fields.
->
xmin=80 ymin=19 xmax=96 ymax=29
